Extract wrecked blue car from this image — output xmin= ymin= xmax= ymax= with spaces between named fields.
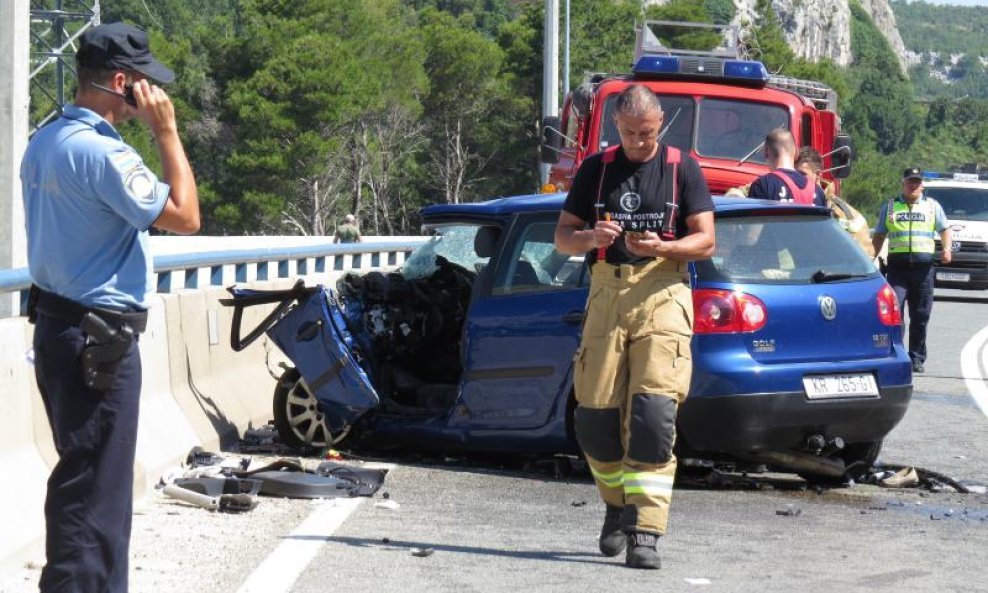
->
xmin=224 ymin=194 xmax=912 ymax=480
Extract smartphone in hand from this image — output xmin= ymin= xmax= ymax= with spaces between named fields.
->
xmin=89 ymin=82 xmax=137 ymax=107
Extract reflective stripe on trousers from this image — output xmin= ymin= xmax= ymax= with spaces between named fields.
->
xmin=574 ymin=259 xmax=693 ymax=534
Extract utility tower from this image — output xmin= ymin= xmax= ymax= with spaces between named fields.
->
xmin=29 ymin=0 xmax=101 ymax=132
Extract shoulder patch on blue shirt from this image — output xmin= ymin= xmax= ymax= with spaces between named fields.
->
xmin=124 ymin=166 xmax=157 ymax=204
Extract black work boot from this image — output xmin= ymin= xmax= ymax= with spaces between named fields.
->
xmin=625 ymin=531 xmax=661 ymax=569
xmin=598 ymin=504 xmax=626 ymax=557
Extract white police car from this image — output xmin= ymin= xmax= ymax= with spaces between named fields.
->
xmin=923 ymin=170 xmax=988 ymax=290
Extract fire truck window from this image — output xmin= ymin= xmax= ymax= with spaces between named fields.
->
xmin=801 ymin=114 xmax=812 ymax=147
xmin=600 ymin=94 xmax=694 ymax=153
xmin=695 ymin=99 xmax=788 ymax=163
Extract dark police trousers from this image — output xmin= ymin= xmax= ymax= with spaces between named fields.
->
xmin=886 ymin=262 xmax=934 ymax=364
xmin=33 ymin=311 xmax=142 ymax=593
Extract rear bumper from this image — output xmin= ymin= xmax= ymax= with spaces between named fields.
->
xmin=677 ymin=385 xmax=912 ymax=454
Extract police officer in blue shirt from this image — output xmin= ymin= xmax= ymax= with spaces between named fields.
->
xmin=748 ymin=129 xmax=827 ymax=207
xmin=20 ymin=22 xmax=199 ymax=593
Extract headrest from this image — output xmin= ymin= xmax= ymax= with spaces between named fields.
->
xmin=474 ymin=226 xmax=501 ymax=258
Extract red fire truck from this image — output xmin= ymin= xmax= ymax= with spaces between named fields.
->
xmin=541 ymin=21 xmax=853 ymax=195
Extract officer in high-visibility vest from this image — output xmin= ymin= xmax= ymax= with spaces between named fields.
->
xmin=872 ymin=167 xmax=952 ymax=374
xmin=554 ymin=85 xmax=715 ymax=570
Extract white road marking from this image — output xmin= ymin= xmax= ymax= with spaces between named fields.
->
xmin=960 ymin=323 xmax=988 ymax=421
xmin=235 ymin=496 xmax=364 ymax=593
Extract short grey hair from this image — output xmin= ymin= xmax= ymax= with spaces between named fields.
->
xmin=613 ymin=85 xmax=663 ymax=119
xmin=344 ymin=214 xmax=355 ymax=223
xmin=764 ymin=128 xmax=795 ymax=160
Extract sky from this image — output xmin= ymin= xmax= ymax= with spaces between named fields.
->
xmin=904 ymin=0 xmax=988 ymax=5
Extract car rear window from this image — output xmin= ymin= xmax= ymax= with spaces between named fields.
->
xmin=695 ymin=214 xmax=878 ymax=284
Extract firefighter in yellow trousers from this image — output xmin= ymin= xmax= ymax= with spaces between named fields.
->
xmin=555 ymin=85 xmax=715 ymax=569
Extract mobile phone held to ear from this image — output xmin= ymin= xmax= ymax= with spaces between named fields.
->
xmin=89 ymin=82 xmax=137 ymax=107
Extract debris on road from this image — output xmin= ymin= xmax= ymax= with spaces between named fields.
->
xmin=862 ymin=464 xmax=972 ymax=493
xmin=410 ymin=547 xmax=435 ymax=557
xmin=775 ymin=506 xmax=802 ymax=517
xmin=375 ymin=499 xmax=401 ymax=510
xmin=876 ymin=467 xmax=920 ymax=488
xmin=684 ymin=577 xmax=712 ymax=585
xmin=156 ymin=445 xmax=389 ymax=513
xmin=161 ymin=484 xmax=259 ymax=513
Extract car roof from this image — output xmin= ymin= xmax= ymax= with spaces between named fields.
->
xmin=421 ymin=193 xmax=831 ymax=220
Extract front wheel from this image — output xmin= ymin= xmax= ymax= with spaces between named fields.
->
xmin=273 ymin=368 xmax=351 ymax=448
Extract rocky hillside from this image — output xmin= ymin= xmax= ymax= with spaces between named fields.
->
xmin=651 ymin=0 xmax=909 ymax=71
xmin=733 ymin=0 xmax=908 ymax=71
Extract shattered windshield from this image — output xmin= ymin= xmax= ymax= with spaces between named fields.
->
xmin=402 ymin=224 xmax=491 ymax=280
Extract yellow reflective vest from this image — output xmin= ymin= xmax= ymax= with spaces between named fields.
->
xmin=886 ymin=198 xmax=936 ymax=255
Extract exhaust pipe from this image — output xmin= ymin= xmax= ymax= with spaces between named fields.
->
xmin=748 ymin=449 xmax=847 ymax=478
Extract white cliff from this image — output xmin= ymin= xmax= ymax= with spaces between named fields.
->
xmin=648 ymin=0 xmax=909 ymax=73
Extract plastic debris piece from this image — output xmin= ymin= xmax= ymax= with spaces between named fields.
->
xmin=571 ymin=501 xmax=587 ymax=507
xmin=410 ymin=547 xmax=434 ymax=557
xmin=375 ymin=499 xmax=400 ymax=510
xmin=684 ymin=578 xmax=711 ymax=585
xmin=775 ymin=507 xmax=802 ymax=517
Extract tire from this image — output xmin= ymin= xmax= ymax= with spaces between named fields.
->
xmin=841 ymin=440 xmax=883 ymax=478
xmin=272 ymin=368 xmax=351 ymax=448
xmin=798 ymin=440 xmax=883 ymax=484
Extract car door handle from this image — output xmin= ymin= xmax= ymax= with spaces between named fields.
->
xmin=562 ymin=310 xmax=585 ymax=325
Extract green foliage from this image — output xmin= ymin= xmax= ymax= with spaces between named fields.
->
xmin=892 ymin=0 xmax=988 ymax=56
xmin=34 ymin=0 xmax=988 ymax=235
xmin=744 ymin=0 xmax=796 ymax=73
xmin=843 ymin=1 xmax=915 ymax=155
xmin=704 ymin=0 xmax=736 ymax=25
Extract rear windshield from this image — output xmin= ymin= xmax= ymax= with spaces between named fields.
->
xmin=695 ymin=214 xmax=878 ymax=284
xmin=924 ymin=186 xmax=988 ymax=222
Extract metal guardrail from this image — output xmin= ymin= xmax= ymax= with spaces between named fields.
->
xmin=0 ymin=239 xmax=428 ymax=317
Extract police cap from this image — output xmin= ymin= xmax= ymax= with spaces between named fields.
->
xmin=902 ymin=167 xmax=923 ymax=181
xmin=76 ymin=22 xmax=175 ymax=84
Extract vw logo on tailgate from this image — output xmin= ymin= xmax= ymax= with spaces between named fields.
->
xmin=819 ymin=295 xmax=837 ymax=320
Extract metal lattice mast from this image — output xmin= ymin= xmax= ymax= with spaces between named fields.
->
xmin=29 ymin=0 xmax=99 ymax=133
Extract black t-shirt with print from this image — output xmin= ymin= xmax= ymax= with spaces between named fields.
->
xmin=562 ymin=145 xmax=714 ymax=265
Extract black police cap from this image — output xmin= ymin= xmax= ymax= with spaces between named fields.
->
xmin=76 ymin=22 xmax=175 ymax=84
xmin=902 ymin=167 xmax=923 ymax=181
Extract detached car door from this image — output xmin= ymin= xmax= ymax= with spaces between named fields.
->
xmin=455 ymin=213 xmax=589 ymax=429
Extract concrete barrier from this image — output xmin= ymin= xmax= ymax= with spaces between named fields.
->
xmin=0 ymin=271 xmax=354 ymax=577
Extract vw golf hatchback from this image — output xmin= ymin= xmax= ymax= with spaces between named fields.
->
xmin=226 ymin=194 xmax=912 ymax=480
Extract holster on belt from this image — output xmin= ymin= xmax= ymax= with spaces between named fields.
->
xmin=80 ymin=312 xmax=135 ymax=392
xmin=29 ymin=286 xmax=147 ymax=393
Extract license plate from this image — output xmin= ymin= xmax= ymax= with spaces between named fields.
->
xmin=936 ymin=271 xmax=970 ymax=282
xmin=803 ymin=373 xmax=879 ymax=400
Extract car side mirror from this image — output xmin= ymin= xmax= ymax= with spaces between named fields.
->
xmin=541 ymin=115 xmax=563 ymax=164
xmin=830 ymin=134 xmax=854 ymax=179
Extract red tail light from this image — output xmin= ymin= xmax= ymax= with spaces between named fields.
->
xmin=693 ymin=289 xmax=767 ymax=334
xmin=877 ymin=284 xmax=901 ymax=326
